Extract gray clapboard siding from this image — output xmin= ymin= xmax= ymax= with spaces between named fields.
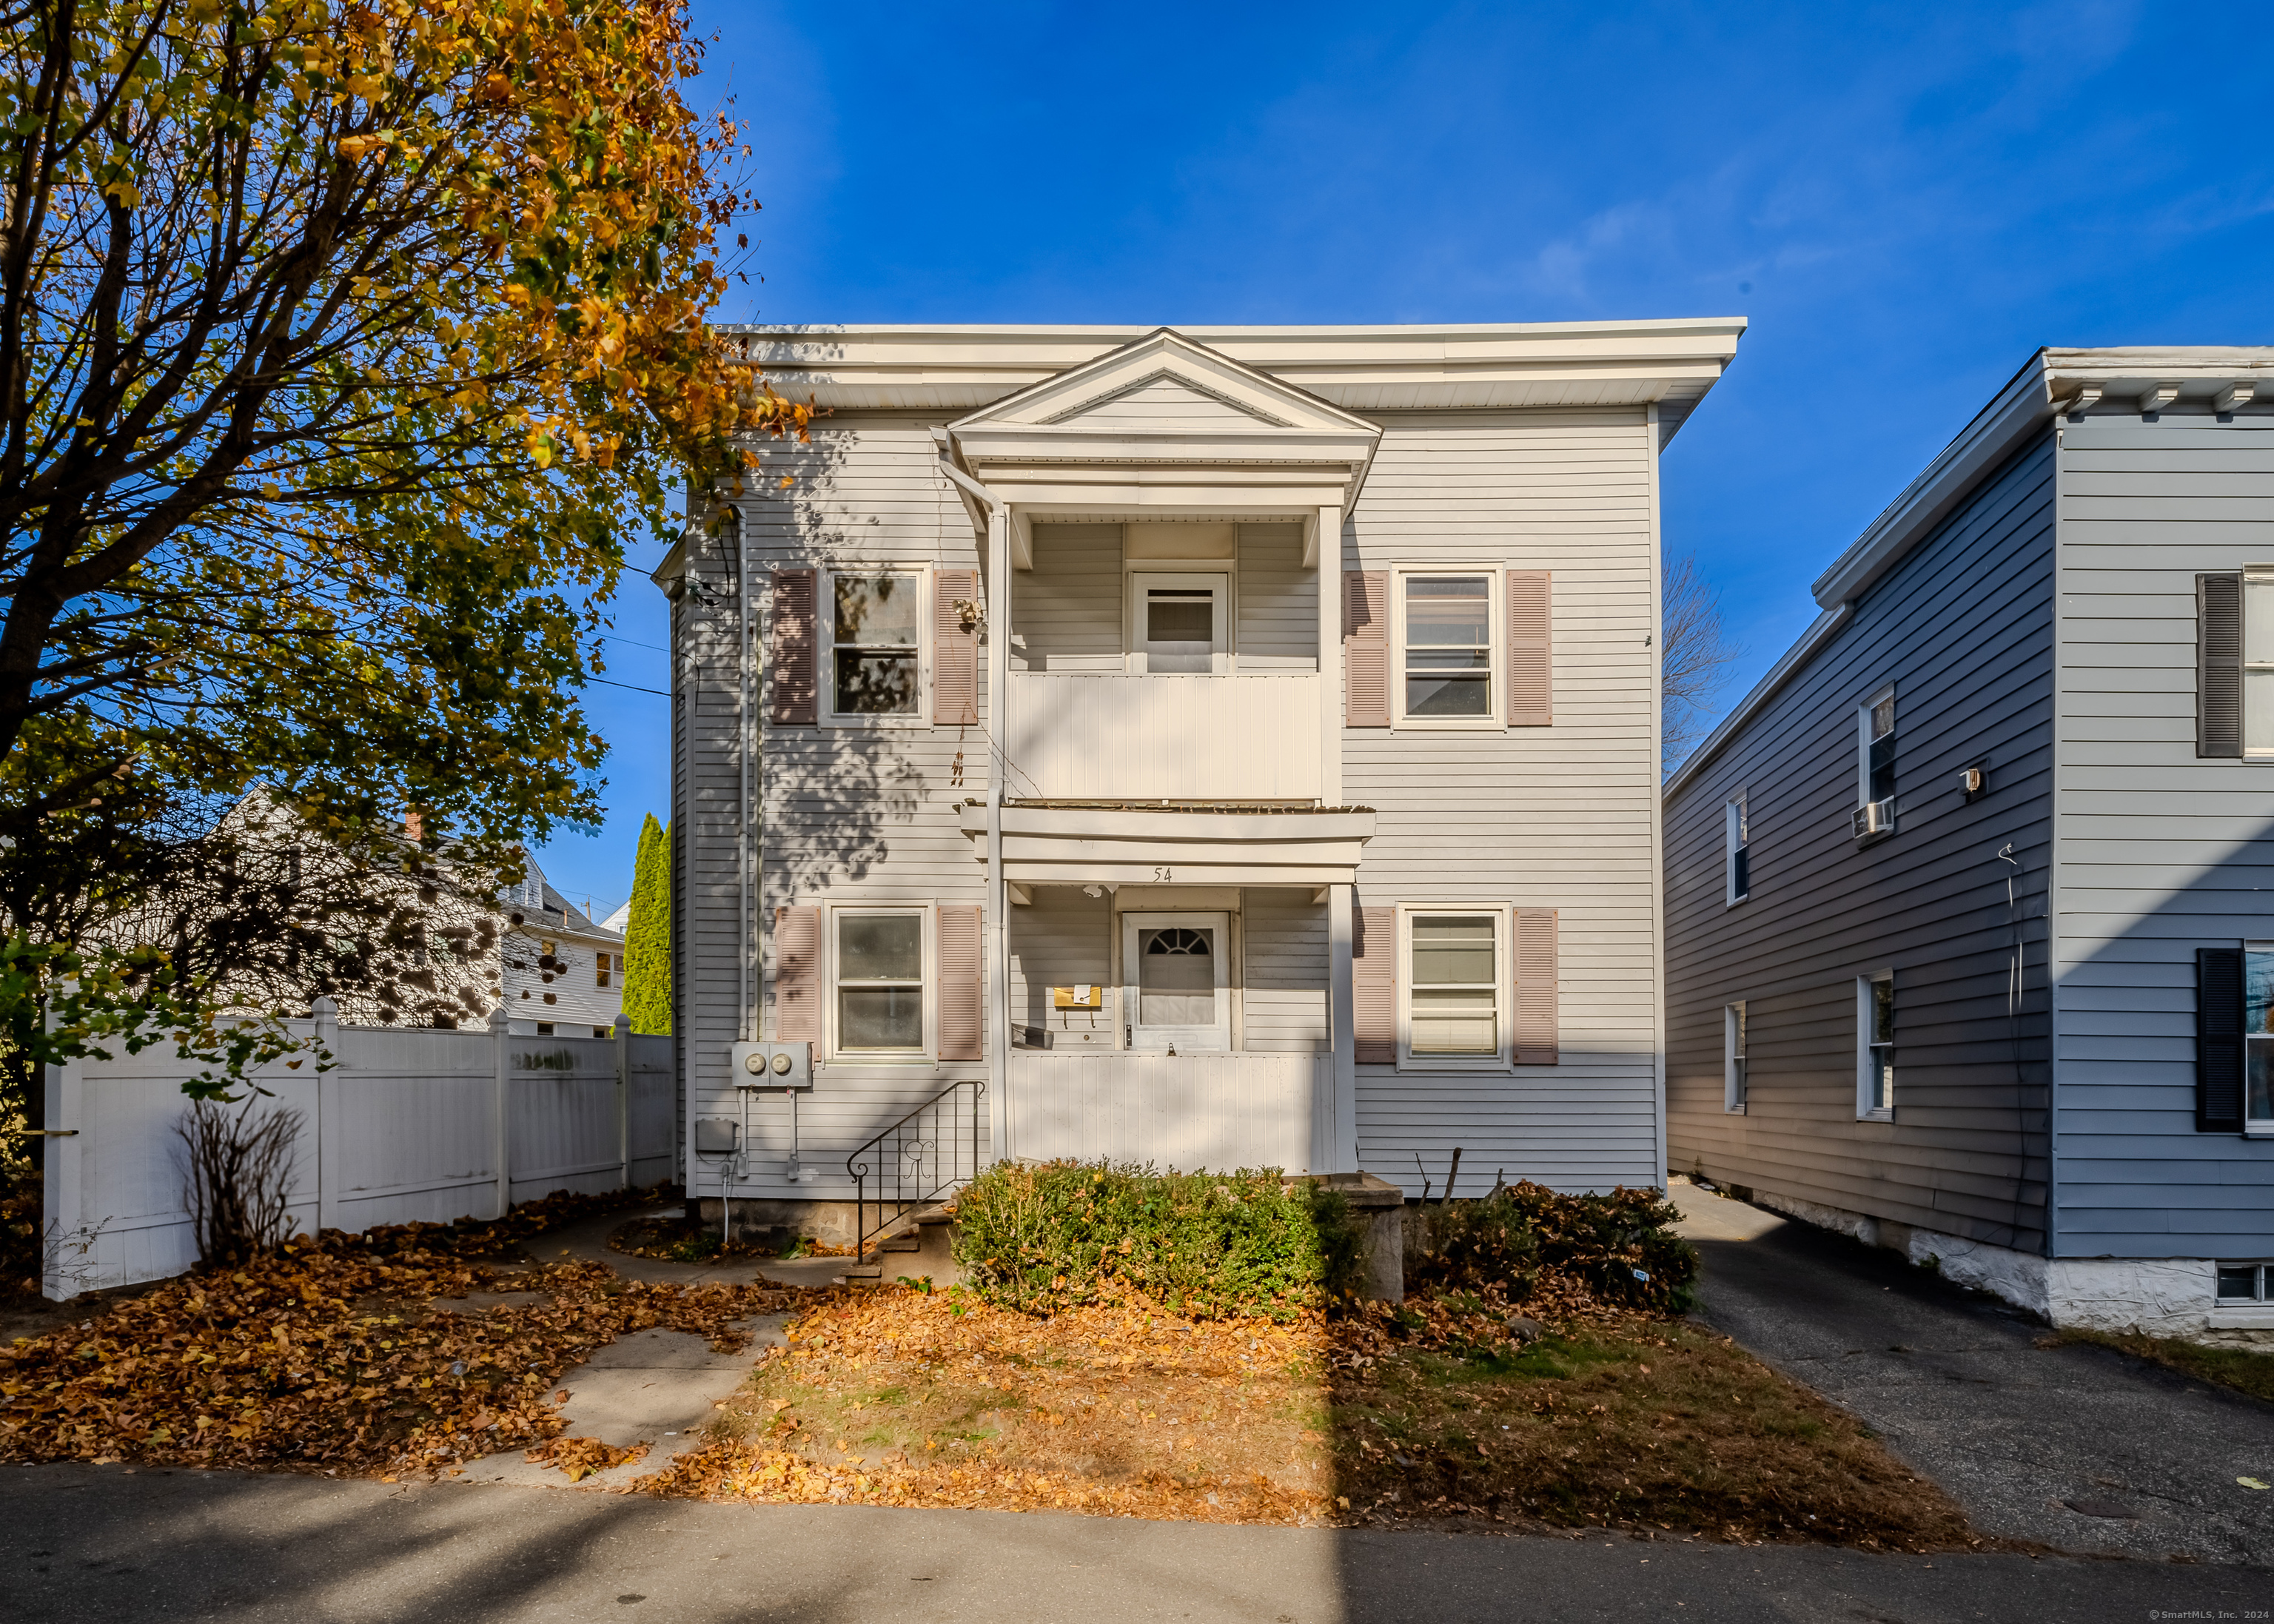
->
xmin=1013 ymin=524 xmax=1122 ymax=671
xmin=1235 ymin=524 xmax=1317 ymax=669
xmin=1664 ymin=433 xmax=2057 ymax=1251
xmin=1008 ymin=889 xmax=1113 ymax=1037
xmin=1243 ymin=890 xmax=1328 ymax=1053
xmin=1344 ymin=411 xmax=1662 ymax=1195
xmin=2053 ymin=414 xmax=2274 ymax=1258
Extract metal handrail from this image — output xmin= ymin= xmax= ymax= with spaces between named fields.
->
xmin=845 ymin=1079 xmax=985 ymax=1264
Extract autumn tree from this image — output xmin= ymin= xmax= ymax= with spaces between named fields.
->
xmin=0 ymin=0 xmax=805 ymax=1103
xmin=620 ymin=811 xmax=668 ymax=1035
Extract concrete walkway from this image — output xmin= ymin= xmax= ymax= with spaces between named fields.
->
xmin=3 ymin=1463 xmax=2265 ymax=1623
xmin=1673 ymin=1180 xmax=2274 ymax=1564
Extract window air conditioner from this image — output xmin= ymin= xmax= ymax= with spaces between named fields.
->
xmin=1852 ymin=799 xmax=1894 ymax=839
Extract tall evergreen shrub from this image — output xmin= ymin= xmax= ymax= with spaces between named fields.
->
xmin=620 ymin=814 xmax=671 ymax=1035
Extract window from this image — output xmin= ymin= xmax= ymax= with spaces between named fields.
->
xmin=834 ymin=909 xmax=927 ymax=1055
xmin=1402 ymin=908 xmax=1509 ymax=1064
xmin=593 ymin=1026 xmax=610 ymax=1038
xmin=2248 ymin=944 xmax=2274 ymax=1132
xmin=1401 ymin=574 xmax=1495 ymax=722
xmin=828 ymin=572 xmax=922 ymax=718
xmin=1127 ymin=574 xmax=1228 ymax=674
xmin=1854 ymin=687 xmax=1895 ymax=836
xmin=1725 ymin=796 xmax=1750 ymax=904
xmin=536 ymin=1022 xmax=555 ymax=1036
xmin=596 ymin=951 xmax=621 ymax=989
xmin=2218 ymin=1263 xmax=2274 ymax=1301
xmin=2250 ymin=571 xmax=2274 ymax=759
xmin=1857 ymin=971 xmax=1894 ymax=1118
xmin=1725 ymin=1001 xmax=1748 ymax=1113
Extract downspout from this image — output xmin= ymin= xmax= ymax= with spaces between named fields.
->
xmin=738 ymin=502 xmax=756 ymax=1047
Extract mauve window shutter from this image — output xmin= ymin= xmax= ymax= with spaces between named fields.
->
xmin=771 ymin=569 xmax=817 ymax=726
xmin=774 ymin=906 xmax=821 ymax=1043
xmin=1344 ymin=571 xmax=1389 ymax=727
xmin=2199 ymin=573 xmax=2242 ymax=759
xmin=1354 ymin=905 xmax=1397 ymax=1063
xmin=2198 ymin=946 xmax=2246 ymax=1132
xmin=1506 ymin=571 xmax=1552 ymax=726
xmin=933 ymin=569 xmax=978 ymax=725
xmin=937 ymin=904 xmax=983 ymax=1061
xmin=1515 ymin=907 xmax=1559 ymax=1065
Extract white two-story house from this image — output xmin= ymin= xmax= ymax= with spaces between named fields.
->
xmin=657 ymin=321 xmax=1742 ymax=1248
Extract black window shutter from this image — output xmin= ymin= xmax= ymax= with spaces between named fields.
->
xmin=2199 ymin=574 xmax=2242 ymax=758
xmin=2198 ymin=946 xmax=2246 ymax=1132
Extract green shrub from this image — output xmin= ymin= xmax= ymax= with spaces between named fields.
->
xmin=1414 ymin=1181 xmax=1697 ymax=1315
xmin=950 ymin=1161 xmax=1362 ymax=1321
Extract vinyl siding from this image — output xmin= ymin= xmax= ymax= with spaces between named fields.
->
xmin=1008 ymin=888 xmax=1115 ymax=1047
xmin=1236 ymin=524 xmax=1318 ymax=669
xmin=1013 ymin=523 xmax=1121 ymax=671
xmin=2053 ymin=413 xmax=2274 ymax=1257
xmin=1663 ymin=434 xmax=2056 ymax=1251
xmin=1345 ymin=410 xmax=1663 ymax=1195
xmin=1244 ymin=890 xmax=1329 ymax=1053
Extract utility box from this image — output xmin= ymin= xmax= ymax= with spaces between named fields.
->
xmin=693 ymin=1117 xmax=739 ymax=1154
xmin=731 ymin=1040 xmax=812 ymax=1090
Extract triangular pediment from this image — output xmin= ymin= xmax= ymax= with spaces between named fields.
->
xmin=950 ymin=328 xmax=1379 ymax=438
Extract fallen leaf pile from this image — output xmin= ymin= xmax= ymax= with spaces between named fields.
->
xmin=527 ymin=1435 xmax=648 ymax=1482
xmin=0 ymin=1230 xmax=802 ymax=1479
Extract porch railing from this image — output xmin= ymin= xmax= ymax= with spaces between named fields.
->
xmin=846 ymin=1080 xmax=986 ymax=1264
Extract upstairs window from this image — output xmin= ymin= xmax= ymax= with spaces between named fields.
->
xmin=829 ymin=572 xmax=922 ymax=718
xmin=1855 ymin=687 xmax=1895 ymax=837
xmin=2201 ymin=569 xmax=2274 ymax=759
xmin=1725 ymin=1001 xmax=1748 ymax=1113
xmin=1725 ymin=796 xmax=1750 ymax=904
xmin=1857 ymin=971 xmax=1894 ymax=1119
xmin=1401 ymin=575 xmax=1496 ymax=722
xmin=596 ymin=952 xmax=622 ymax=989
xmin=2249 ymin=944 xmax=2274 ymax=1133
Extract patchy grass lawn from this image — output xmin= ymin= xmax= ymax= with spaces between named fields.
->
xmin=2046 ymin=1327 xmax=2274 ymax=1406
xmin=641 ymin=1284 xmax=1991 ymax=1551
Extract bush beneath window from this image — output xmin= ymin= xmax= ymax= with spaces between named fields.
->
xmin=950 ymin=1161 xmax=1363 ymax=1321
xmin=1411 ymin=1181 xmax=1697 ymax=1316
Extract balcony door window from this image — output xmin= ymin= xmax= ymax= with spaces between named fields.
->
xmin=1121 ymin=911 xmax=1230 ymax=1053
xmin=1127 ymin=574 xmax=1227 ymax=673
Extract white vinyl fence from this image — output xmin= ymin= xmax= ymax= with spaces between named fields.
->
xmin=38 ymin=1000 xmax=676 ymax=1301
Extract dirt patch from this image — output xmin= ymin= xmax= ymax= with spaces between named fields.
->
xmin=640 ymin=1283 xmax=1995 ymax=1550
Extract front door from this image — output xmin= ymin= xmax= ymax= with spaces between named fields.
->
xmin=1129 ymin=574 xmax=1228 ymax=673
xmin=1121 ymin=911 xmax=1231 ymax=1053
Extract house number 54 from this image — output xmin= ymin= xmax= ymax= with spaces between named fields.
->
xmin=1153 ymin=867 xmax=1173 ymax=882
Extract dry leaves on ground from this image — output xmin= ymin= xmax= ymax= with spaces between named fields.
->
xmin=527 ymin=1435 xmax=648 ymax=1482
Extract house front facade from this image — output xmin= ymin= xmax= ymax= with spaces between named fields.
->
xmin=1664 ymin=346 xmax=2274 ymax=1341
xmin=660 ymin=320 xmax=1743 ymax=1244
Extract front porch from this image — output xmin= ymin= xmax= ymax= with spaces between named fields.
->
xmin=999 ymin=1050 xmax=1332 ymax=1174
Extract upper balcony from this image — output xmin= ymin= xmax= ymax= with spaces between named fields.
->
xmin=1004 ymin=519 xmax=1328 ymax=803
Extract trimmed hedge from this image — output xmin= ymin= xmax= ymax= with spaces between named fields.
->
xmin=950 ymin=1161 xmax=1361 ymax=1321
xmin=1412 ymin=1181 xmax=1697 ymax=1315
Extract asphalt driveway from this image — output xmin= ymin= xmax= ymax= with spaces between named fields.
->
xmin=1674 ymin=1180 xmax=2274 ymax=1564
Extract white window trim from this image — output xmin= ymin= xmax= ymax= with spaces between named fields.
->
xmin=1392 ymin=566 xmax=1503 ymax=731
xmin=1725 ymin=1001 xmax=1748 ymax=1114
xmin=1725 ymin=794 xmax=1749 ymax=906
xmin=2247 ymin=940 xmax=2274 ymax=1135
xmin=825 ymin=902 xmax=936 ymax=1064
xmin=1124 ymin=571 xmax=1232 ymax=674
xmin=1856 ymin=970 xmax=1894 ymax=1121
xmin=2247 ymin=568 xmax=2274 ymax=761
xmin=820 ymin=565 xmax=933 ymax=729
xmin=1856 ymin=683 xmax=1895 ymax=822
xmin=1395 ymin=902 xmax=1514 ymax=1071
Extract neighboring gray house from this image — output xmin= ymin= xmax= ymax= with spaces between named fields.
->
xmin=657 ymin=320 xmax=1744 ymax=1246
xmin=1664 ymin=346 xmax=2274 ymax=1341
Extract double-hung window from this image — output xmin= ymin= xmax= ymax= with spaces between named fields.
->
xmin=828 ymin=571 xmax=923 ymax=719
xmin=1725 ymin=796 xmax=1750 ymax=904
xmin=1855 ymin=687 xmax=1895 ymax=837
xmin=2218 ymin=1262 xmax=2274 ymax=1303
xmin=834 ymin=909 xmax=928 ymax=1056
xmin=1857 ymin=971 xmax=1894 ymax=1119
xmin=1403 ymin=908 xmax=1508 ymax=1064
xmin=1400 ymin=574 xmax=1497 ymax=723
xmin=2248 ymin=944 xmax=2274 ymax=1131
xmin=1725 ymin=1001 xmax=1748 ymax=1113
xmin=596 ymin=952 xmax=621 ymax=989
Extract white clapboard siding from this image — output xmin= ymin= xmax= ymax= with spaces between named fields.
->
xmin=41 ymin=1020 xmax=675 ymax=1299
xmin=1006 ymin=671 xmax=1323 ymax=800
xmin=1000 ymin=1052 xmax=1326 ymax=1173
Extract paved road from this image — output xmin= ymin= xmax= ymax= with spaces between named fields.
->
xmin=1 ymin=1463 xmax=2264 ymax=1623
xmin=1674 ymin=1181 xmax=2274 ymax=1565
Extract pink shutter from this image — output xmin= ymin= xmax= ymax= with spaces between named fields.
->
xmin=770 ymin=569 xmax=817 ymax=725
xmin=933 ymin=569 xmax=978 ymax=725
xmin=1344 ymin=571 xmax=1389 ymax=727
xmin=774 ymin=905 xmax=821 ymax=1042
xmin=1507 ymin=570 xmax=1552 ymax=726
xmin=936 ymin=904 xmax=982 ymax=1061
xmin=1515 ymin=907 xmax=1558 ymax=1065
xmin=1354 ymin=905 xmax=1396 ymax=1064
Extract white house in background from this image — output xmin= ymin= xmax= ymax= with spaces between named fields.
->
xmin=499 ymin=862 xmax=625 ymax=1037
xmin=657 ymin=320 xmax=1745 ymax=1249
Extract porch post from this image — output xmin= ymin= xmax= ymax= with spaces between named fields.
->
xmin=1328 ymin=881 xmax=1357 ymax=1173
xmin=985 ymin=506 xmax=1011 ymax=1161
xmin=1316 ymin=505 xmax=1344 ymax=808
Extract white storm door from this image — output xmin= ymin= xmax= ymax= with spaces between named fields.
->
xmin=1129 ymin=574 xmax=1228 ymax=674
xmin=1122 ymin=911 xmax=1231 ymax=1053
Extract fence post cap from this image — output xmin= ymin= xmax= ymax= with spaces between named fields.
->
xmin=309 ymin=995 xmax=338 ymax=1019
xmin=612 ymin=1013 xmax=632 ymax=1033
xmin=487 ymin=1006 xmax=512 ymax=1032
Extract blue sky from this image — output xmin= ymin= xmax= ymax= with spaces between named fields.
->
xmin=531 ymin=0 xmax=2274 ymax=913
